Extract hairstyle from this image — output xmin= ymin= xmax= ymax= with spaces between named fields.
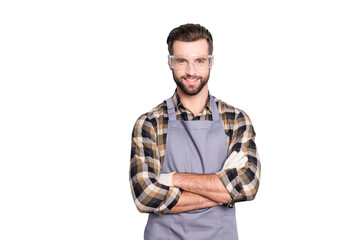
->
xmin=166 ymin=23 xmax=213 ymax=55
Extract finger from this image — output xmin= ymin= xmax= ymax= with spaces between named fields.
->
xmin=222 ymin=151 xmax=237 ymax=170
xmin=235 ymin=157 xmax=248 ymax=170
xmin=225 ymin=151 xmax=245 ymax=169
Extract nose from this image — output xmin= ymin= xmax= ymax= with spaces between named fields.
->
xmin=185 ymin=63 xmax=197 ymax=75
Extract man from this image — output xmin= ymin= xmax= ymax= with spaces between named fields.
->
xmin=129 ymin=23 xmax=260 ymax=240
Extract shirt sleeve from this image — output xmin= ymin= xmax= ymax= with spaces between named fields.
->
xmin=129 ymin=114 xmax=183 ymax=215
xmin=216 ymin=110 xmax=261 ymax=206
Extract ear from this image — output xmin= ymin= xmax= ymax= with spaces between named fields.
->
xmin=210 ymin=55 xmax=214 ymax=70
xmin=168 ymin=55 xmax=172 ymax=70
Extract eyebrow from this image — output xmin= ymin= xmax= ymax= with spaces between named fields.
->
xmin=195 ymin=57 xmax=208 ymax=60
xmin=174 ymin=57 xmax=187 ymax=61
xmin=175 ymin=56 xmax=208 ymax=60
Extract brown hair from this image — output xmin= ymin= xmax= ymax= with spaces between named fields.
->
xmin=166 ymin=23 xmax=213 ymax=55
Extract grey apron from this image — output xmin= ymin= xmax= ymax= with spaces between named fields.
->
xmin=144 ymin=95 xmax=239 ymax=240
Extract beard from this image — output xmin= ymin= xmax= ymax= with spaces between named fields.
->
xmin=172 ymin=71 xmax=210 ymax=96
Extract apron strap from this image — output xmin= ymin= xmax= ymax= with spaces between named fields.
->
xmin=166 ymin=95 xmax=220 ymax=121
xmin=166 ymin=98 xmax=177 ymax=121
xmin=210 ymin=95 xmax=220 ymax=121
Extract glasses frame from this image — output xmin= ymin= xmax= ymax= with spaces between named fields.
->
xmin=169 ymin=54 xmax=213 ymax=71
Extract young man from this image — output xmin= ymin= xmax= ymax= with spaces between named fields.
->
xmin=129 ymin=23 xmax=261 ymax=240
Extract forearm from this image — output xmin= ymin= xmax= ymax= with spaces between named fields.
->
xmin=217 ymin=138 xmax=261 ymax=202
xmin=173 ymin=173 xmax=231 ymax=204
xmin=168 ymin=191 xmax=218 ymax=214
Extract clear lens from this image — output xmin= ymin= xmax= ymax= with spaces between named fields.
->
xmin=170 ymin=55 xmax=212 ymax=70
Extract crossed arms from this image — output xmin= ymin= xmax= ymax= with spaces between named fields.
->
xmin=167 ymin=173 xmax=231 ymax=213
xmin=129 ymin=110 xmax=261 ymax=215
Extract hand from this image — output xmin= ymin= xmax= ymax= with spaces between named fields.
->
xmin=220 ymin=151 xmax=247 ymax=171
xmin=158 ymin=172 xmax=176 ymax=187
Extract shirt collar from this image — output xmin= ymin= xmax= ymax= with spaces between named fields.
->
xmin=171 ymin=89 xmax=212 ymax=113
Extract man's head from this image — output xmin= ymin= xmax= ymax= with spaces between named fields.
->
xmin=167 ymin=24 xmax=214 ymax=96
xmin=167 ymin=24 xmax=213 ymax=55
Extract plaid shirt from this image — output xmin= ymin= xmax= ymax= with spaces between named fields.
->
xmin=129 ymin=90 xmax=261 ymax=215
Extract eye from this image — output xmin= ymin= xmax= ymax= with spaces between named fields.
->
xmin=175 ymin=58 xmax=187 ymax=64
xmin=196 ymin=58 xmax=208 ymax=64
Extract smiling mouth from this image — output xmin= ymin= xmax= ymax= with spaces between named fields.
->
xmin=183 ymin=77 xmax=200 ymax=83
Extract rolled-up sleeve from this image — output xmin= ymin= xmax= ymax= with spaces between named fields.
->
xmin=129 ymin=114 xmax=183 ymax=215
xmin=217 ymin=110 xmax=261 ymax=205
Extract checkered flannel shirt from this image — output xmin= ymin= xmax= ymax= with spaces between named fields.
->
xmin=129 ymin=90 xmax=261 ymax=215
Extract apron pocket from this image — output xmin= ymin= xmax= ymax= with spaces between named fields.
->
xmin=222 ymin=215 xmax=239 ymax=240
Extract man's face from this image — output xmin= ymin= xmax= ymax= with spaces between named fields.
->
xmin=169 ymin=39 xmax=213 ymax=96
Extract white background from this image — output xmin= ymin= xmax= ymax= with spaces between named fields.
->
xmin=1 ymin=0 xmax=359 ymax=239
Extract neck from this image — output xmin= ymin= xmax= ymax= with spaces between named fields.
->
xmin=177 ymin=84 xmax=209 ymax=117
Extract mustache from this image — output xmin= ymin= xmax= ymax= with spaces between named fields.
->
xmin=180 ymin=75 xmax=202 ymax=79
